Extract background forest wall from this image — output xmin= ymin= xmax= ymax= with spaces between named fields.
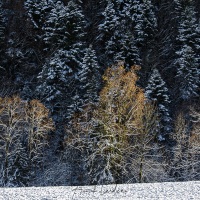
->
xmin=0 ymin=0 xmax=199 ymax=187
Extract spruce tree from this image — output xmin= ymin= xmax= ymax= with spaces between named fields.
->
xmin=122 ymin=0 xmax=157 ymax=45
xmin=0 ymin=4 xmax=5 ymax=69
xmin=24 ymin=0 xmax=55 ymax=29
xmin=175 ymin=45 xmax=199 ymax=100
xmin=145 ymin=68 xmax=171 ymax=140
xmin=43 ymin=0 xmax=87 ymax=51
xmin=36 ymin=49 xmax=77 ymax=114
xmin=67 ymin=46 xmax=100 ymax=120
xmin=97 ymin=1 xmax=121 ymax=65
xmin=98 ymin=0 xmax=156 ymax=67
xmin=0 ymin=5 xmax=4 ymax=49
xmin=174 ymin=1 xmax=200 ymax=100
xmin=36 ymin=0 xmax=87 ymax=120
xmin=98 ymin=1 xmax=119 ymax=40
xmin=67 ymin=92 xmax=83 ymax=120
xmin=78 ymin=46 xmax=100 ymax=104
xmin=114 ymin=30 xmax=141 ymax=66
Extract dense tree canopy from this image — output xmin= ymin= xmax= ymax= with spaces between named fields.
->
xmin=0 ymin=0 xmax=199 ymax=187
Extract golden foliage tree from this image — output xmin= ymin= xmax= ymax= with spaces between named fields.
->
xmin=0 ymin=96 xmax=26 ymax=186
xmin=66 ymin=64 xmax=165 ymax=184
xmin=25 ymin=99 xmax=54 ymax=164
xmin=0 ymin=96 xmax=54 ymax=186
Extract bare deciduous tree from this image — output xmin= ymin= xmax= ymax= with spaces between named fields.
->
xmin=66 ymin=64 xmax=168 ymax=185
xmin=0 ymin=96 xmax=54 ymax=186
xmin=169 ymin=110 xmax=200 ymax=181
xmin=25 ymin=99 xmax=54 ymax=165
xmin=0 ymin=96 xmax=28 ymax=186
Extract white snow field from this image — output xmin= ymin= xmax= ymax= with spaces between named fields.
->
xmin=0 ymin=181 xmax=200 ymax=200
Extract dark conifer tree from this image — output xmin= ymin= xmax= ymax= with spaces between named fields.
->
xmin=174 ymin=0 xmax=200 ymax=100
xmin=145 ymin=68 xmax=171 ymax=140
xmin=78 ymin=46 xmax=100 ymax=104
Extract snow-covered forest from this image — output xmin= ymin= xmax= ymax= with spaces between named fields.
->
xmin=0 ymin=0 xmax=199 ymax=187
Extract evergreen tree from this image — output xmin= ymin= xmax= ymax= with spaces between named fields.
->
xmin=98 ymin=1 xmax=119 ymax=41
xmin=98 ymin=0 xmax=156 ymax=67
xmin=122 ymin=0 xmax=157 ymax=45
xmin=114 ymin=30 xmax=141 ymax=66
xmin=97 ymin=1 xmax=121 ymax=65
xmin=0 ymin=5 xmax=5 ymax=49
xmin=145 ymin=68 xmax=171 ymax=140
xmin=67 ymin=46 xmax=100 ymax=120
xmin=78 ymin=46 xmax=100 ymax=104
xmin=98 ymin=1 xmax=140 ymax=67
xmin=43 ymin=0 xmax=87 ymax=51
xmin=175 ymin=45 xmax=199 ymax=100
xmin=67 ymin=91 xmax=83 ymax=120
xmin=174 ymin=2 xmax=200 ymax=100
xmin=0 ymin=3 xmax=6 ymax=72
xmin=24 ymin=0 xmax=55 ymax=29
xmin=36 ymin=1 xmax=87 ymax=120
xmin=36 ymin=49 xmax=77 ymax=115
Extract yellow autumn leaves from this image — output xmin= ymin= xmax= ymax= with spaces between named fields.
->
xmin=67 ymin=64 xmax=160 ymax=184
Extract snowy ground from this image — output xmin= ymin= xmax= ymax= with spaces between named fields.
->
xmin=0 ymin=181 xmax=199 ymax=200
